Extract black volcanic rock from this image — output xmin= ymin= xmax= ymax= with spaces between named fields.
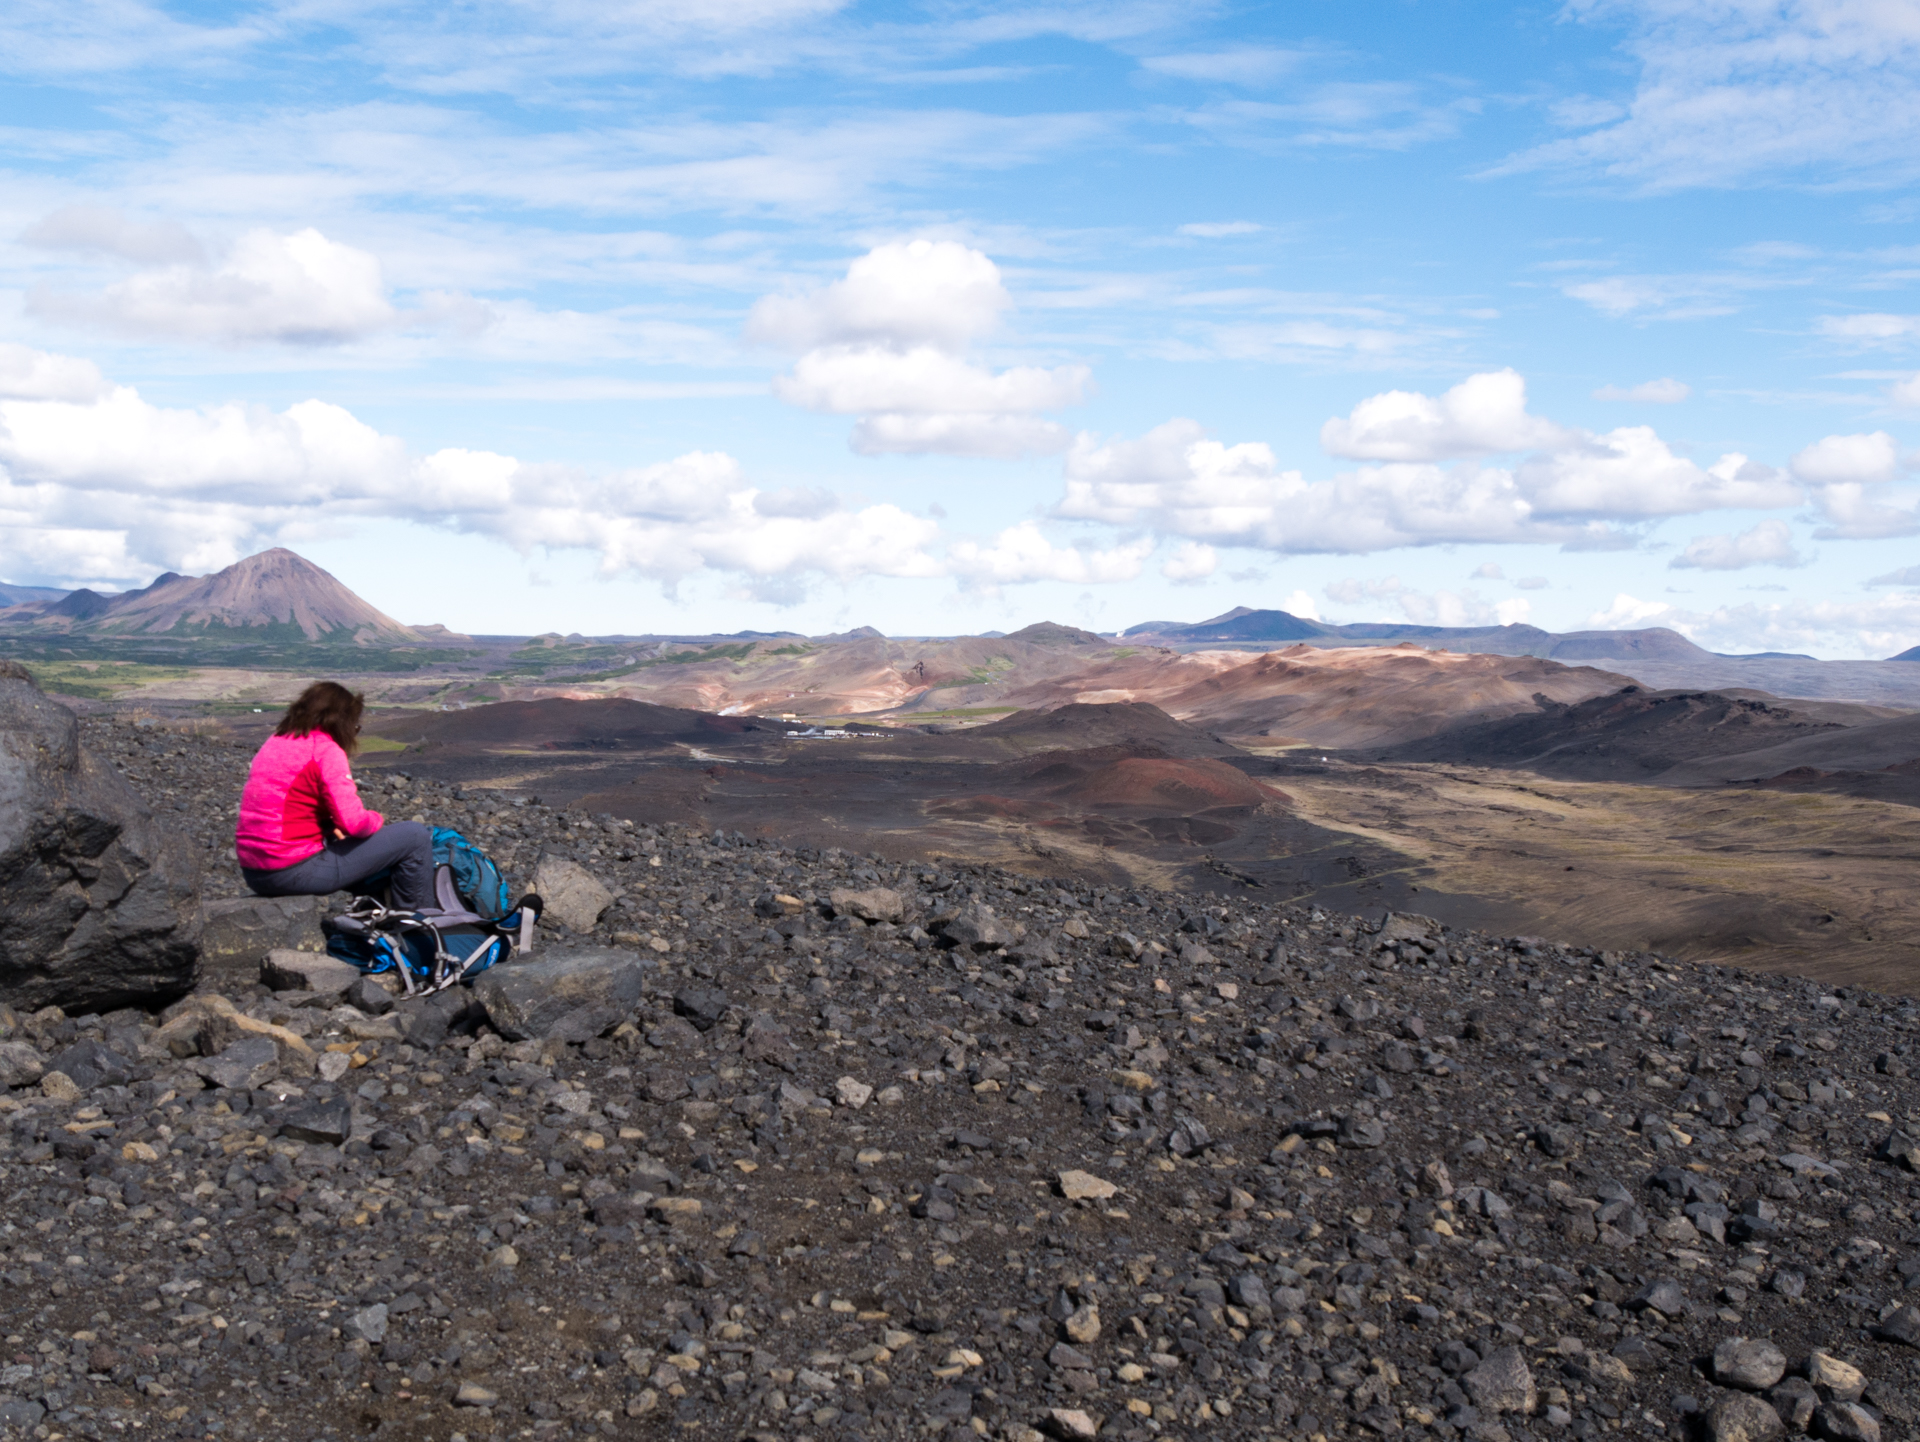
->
xmin=1 ymin=710 xmax=1914 ymax=1442
xmin=0 ymin=664 xmax=201 ymax=1010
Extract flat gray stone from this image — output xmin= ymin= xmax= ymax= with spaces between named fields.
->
xmin=261 ymin=949 xmax=361 ymax=996
xmin=280 ymin=1097 xmax=352 ymax=1145
xmin=344 ymin=1303 xmax=388 ymax=1344
xmin=192 ymin=1035 xmax=279 ymax=1091
xmin=1632 ymin=1277 xmax=1688 ymax=1317
xmin=471 ymin=948 xmax=648 ymax=1041
xmin=829 ymin=886 xmax=904 ymax=923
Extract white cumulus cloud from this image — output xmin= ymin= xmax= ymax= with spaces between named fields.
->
xmin=0 ymin=344 xmax=109 ymax=403
xmin=846 ymin=414 xmax=1072 ymax=460
xmin=0 ymin=344 xmax=945 ymax=594
xmin=946 ymin=521 xmax=1152 ymax=588
xmin=28 ymin=227 xmax=397 ymax=346
xmin=748 ymin=239 xmax=1009 ymax=352
xmin=1279 ymin=589 xmax=1321 ymax=621
xmin=751 ymin=240 xmax=1088 ymax=458
xmin=1320 ymin=369 xmax=1569 ymax=461
xmin=775 ymin=346 xmax=1087 ymax=415
xmin=1160 ymin=541 xmax=1217 ymax=583
xmin=1593 ymin=378 xmax=1691 ymax=403
xmin=1670 ymin=518 xmax=1804 ymax=570
xmin=1789 ymin=430 xmax=1918 ymax=538
xmin=1055 ymin=373 xmax=1802 ymax=557
xmin=1792 ymin=431 xmax=1902 ymax=485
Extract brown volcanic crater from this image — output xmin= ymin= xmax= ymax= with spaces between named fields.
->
xmin=952 ymin=701 xmax=1241 ymax=758
xmin=1025 ymin=747 xmax=1284 ymax=810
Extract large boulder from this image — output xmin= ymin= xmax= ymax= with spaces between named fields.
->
xmin=472 ymin=948 xmax=649 ymax=1041
xmin=531 ymin=854 xmax=613 ymax=933
xmin=0 ymin=665 xmax=201 ymax=1011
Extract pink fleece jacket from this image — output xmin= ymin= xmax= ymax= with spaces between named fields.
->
xmin=235 ymin=731 xmax=385 ymax=871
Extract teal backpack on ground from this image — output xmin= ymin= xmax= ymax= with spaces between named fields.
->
xmin=432 ymin=826 xmax=513 ymax=920
xmin=321 ymin=828 xmax=541 ymax=995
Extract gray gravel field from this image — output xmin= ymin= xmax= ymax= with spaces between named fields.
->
xmin=1 ymin=719 xmax=1917 ymax=1442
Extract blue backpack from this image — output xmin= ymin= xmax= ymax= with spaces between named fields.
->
xmin=321 ymin=829 xmax=538 ymax=995
xmin=433 ymin=827 xmax=513 ymax=920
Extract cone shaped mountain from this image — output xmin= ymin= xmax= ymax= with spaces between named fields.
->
xmin=0 ymin=548 xmax=426 ymax=641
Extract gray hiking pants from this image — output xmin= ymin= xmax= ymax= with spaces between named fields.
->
xmin=243 ymin=820 xmax=436 ymax=911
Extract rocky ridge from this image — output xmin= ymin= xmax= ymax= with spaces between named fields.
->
xmin=0 ymin=720 xmax=1916 ymax=1442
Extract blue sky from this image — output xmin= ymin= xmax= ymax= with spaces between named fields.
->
xmin=2 ymin=0 xmax=1919 ymax=655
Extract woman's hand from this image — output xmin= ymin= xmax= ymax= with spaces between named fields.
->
xmin=329 ymin=824 xmax=348 ymax=841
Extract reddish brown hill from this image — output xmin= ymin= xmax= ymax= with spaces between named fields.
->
xmin=957 ymin=702 xmax=1239 ymax=758
xmin=1048 ymin=754 xmax=1280 ymax=810
xmin=1153 ymin=645 xmax=1633 ymax=749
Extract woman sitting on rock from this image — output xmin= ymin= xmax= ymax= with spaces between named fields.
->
xmin=236 ymin=680 xmax=435 ymax=910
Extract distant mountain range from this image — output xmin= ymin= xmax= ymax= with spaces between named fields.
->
xmin=0 ymin=582 xmax=68 ymax=606
xmin=0 ymin=548 xmax=445 ymax=642
xmin=1122 ymin=605 xmax=1829 ymax=664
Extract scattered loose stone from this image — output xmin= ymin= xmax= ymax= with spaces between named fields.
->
xmin=1814 ymin=1401 xmax=1882 ymax=1442
xmin=1714 ymin=1336 xmax=1788 ymax=1390
xmin=833 ymin=1075 xmax=873 ymax=1108
xmin=1709 ymin=1393 xmax=1786 ymax=1442
xmin=1463 ymin=1345 xmax=1537 ymax=1414
xmin=1056 ymin=1169 xmax=1118 ymax=1201
xmin=1808 ymin=1351 xmax=1868 ymax=1402
xmin=0 ymin=717 xmax=1911 ymax=1442
xmin=1062 ymin=1303 xmax=1100 ymax=1344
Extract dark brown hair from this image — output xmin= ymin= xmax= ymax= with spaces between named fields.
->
xmin=276 ymin=681 xmax=365 ymax=757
